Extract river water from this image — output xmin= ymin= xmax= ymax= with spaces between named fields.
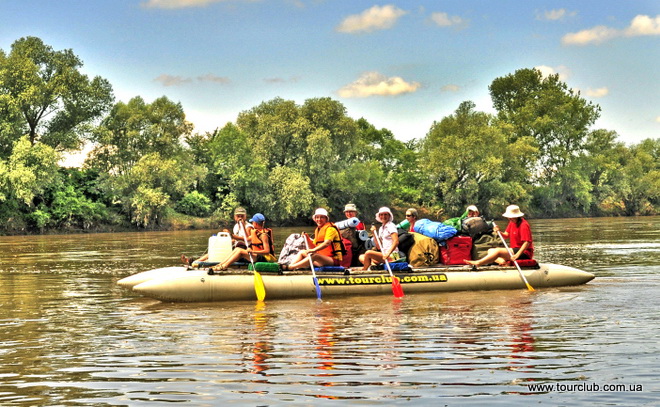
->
xmin=0 ymin=217 xmax=658 ymax=406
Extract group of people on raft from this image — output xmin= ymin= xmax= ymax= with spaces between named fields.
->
xmin=181 ymin=203 xmax=534 ymax=271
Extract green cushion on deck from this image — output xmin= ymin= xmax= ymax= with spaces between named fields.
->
xmin=248 ymin=262 xmax=281 ymax=272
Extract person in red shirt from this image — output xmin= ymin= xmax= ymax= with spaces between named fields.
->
xmin=465 ymin=205 xmax=533 ymax=266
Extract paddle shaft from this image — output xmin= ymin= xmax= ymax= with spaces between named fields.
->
xmin=240 ymin=220 xmax=256 ymax=268
xmin=303 ymin=233 xmax=322 ymax=299
xmin=497 ymin=230 xmax=535 ymax=291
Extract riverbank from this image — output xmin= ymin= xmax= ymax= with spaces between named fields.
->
xmin=1 ymin=207 xmax=656 ymax=236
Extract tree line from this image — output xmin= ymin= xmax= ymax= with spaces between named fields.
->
xmin=0 ymin=36 xmax=658 ymax=233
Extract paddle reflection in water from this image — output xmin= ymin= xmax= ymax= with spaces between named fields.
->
xmin=1 ymin=217 xmax=658 ymax=406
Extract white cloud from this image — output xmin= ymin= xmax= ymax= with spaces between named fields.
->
xmin=536 ymin=9 xmax=577 ymax=21
xmin=430 ymin=12 xmax=467 ymax=28
xmin=197 ymin=73 xmax=230 ymax=84
xmin=155 ymin=73 xmax=230 ymax=86
xmin=142 ymin=0 xmax=228 ymax=9
xmin=336 ymin=5 xmax=407 ymax=34
xmin=585 ymin=87 xmax=609 ymax=98
xmin=337 ymin=71 xmax=420 ymax=98
xmin=263 ymin=76 xmax=301 ymax=84
xmin=154 ymin=74 xmax=193 ymax=86
xmin=625 ymin=14 xmax=660 ymax=36
xmin=562 ymin=14 xmax=660 ymax=45
xmin=534 ymin=65 xmax=571 ymax=81
xmin=441 ymin=84 xmax=461 ymax=92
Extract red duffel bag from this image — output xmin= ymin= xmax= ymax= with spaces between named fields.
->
xmin=441 ymin=236 xmax=472 ymax=265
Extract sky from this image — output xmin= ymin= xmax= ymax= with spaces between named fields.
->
xmin=1 ymin=0 xmax=659 ymax=151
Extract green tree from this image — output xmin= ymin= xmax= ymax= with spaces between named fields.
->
xmin=581 ymin=129 xmax=628 ymax=214
xmin=87 ymin=96 xmax=192 ymax=174
xmin=619 ymin=138 xmax=660 ymax=215
xmin=489 ymin=68 xmax=600 ymax=179
xmin=0 ymin=36 xmax=113 ymax=152
xmin=0 ymin=136 xmax=60 ymax=206
xmin=420 ymin=101 xmax=535 ymax=217
xmin=114 ymin=152 xmax=207 ymax=226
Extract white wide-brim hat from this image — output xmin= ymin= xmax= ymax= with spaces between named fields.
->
xmin=375 ymin=206 xmax=394 ymax=222
xmin=313 ymin=208 xmax=329 ymax=219
xmin=502 ymin=205 xmax=524 ymax=218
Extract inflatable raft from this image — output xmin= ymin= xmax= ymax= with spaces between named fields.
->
xmin=118 ymin=262 xmax=595 ymax=302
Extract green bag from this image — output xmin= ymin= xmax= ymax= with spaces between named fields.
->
xmin=442 ymin=209 xmax=468 ymax=230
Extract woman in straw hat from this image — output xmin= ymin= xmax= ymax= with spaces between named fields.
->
xmin=358 ymin=206 xmax=401 ymax=270
xmin=465 ymin=205 xmax=534 ymax=266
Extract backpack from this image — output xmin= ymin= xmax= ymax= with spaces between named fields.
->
xmin=413 ymin=218 xmax=458 ymax=242
xmin=397 ymin=231 xmax=415 ymax=257
xmin=407 ymin=232 xmax=440 ymax=267
xmin=278 ymin=233 xmax=306 ymax=265
xmin=471 ymin=232 xmax=502 ymax=260
xmin=461 ymin=216 xmax=493 ymax=239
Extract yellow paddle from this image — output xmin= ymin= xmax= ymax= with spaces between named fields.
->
xmin=241 ymin=220 xmax=266 ymax=301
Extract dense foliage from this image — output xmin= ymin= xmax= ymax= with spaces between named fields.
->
xmin=0 ymin=37 xmax=657 ymax=233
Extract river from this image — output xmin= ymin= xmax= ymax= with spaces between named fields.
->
xmin=0 ymin=217 xmax=658 ymax=406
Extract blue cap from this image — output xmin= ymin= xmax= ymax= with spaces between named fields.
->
xmin=249 ymin=213 xmax=266 ymax=223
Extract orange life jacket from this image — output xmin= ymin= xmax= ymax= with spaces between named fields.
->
xmin=249 ymin=228 xmax=275 ymax=256
xmin=314 ymin=222 xmax=345 ymax=260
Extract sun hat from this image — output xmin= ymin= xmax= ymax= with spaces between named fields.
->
xmin=467 ymin=205 xmax=478 ymax=212
xmin=234 ymin=207 xmax=247 ymax=215
xmin=249 ymin=213 xmax=266 ymax=223
xmin=502 ymin=205 xmax=524 ymax=218
xmin=344 ymin=203 xmax=358 ymax=213
xmin=375 ymin=206 xmax=394 ymax=222
xmin=313 ymin=208 xmax=329 ymax=219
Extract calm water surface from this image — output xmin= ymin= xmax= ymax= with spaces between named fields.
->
xmin=1 ymin=217 xmax=658 ymax=406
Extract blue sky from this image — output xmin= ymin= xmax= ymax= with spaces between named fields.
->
xmin=1 ymin=0 xmax=659 ymax=147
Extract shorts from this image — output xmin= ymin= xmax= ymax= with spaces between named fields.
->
xmin=512 ymin=247 xmax=532 ymax=260
xmin=387 ymin=251 xmax=402 ymax=262
xmin=255 ymin=253 xmax=277 ymax=263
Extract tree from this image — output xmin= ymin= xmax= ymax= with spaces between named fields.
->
xmin=0 ymin=136 xmax=60 ymax=206
xmin=619 ymin=138 xmax=660 ymax=215
xmin=87 ymin=96 xmax=192 ymax=174
xmin=0 ymin=36 xmax=113 ymax=152
xmin=420 ymin=101 xmax=535 ymax=217
xmin=489 ymin=68 xmax=600 ymax=179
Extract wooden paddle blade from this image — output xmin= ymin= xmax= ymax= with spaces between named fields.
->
xmin=391 ymin=276 xmax=404 ymax=298
xmin=254 ymin=272 xmax=266 ymax=301
xmin=313 ymin=277 xmax=322 ymax=300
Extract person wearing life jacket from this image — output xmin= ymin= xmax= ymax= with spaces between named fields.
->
xmin=181 ymin=206 xmax=254 ymax=266
xmin=340 ymin=203 xmax=366 ymax=267
xmin=285 ymin=208 xmax=344 ymax=270
xmin=212 ymin=213 xmax=276 ymax=271
xmin=465 ymin=205 xmax=534 ymax=266
xmin=358 ymin=206 xmax=401 ymax=270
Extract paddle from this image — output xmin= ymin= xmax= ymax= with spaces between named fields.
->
xmin=372 ymin=227 xmax=404 ymax=298
xmin=303 ymin=233 xmax=322 ymax=300
xmin=241 ymin=220 xmax=266 ymax=301
xmin=497 ymin=231 xmax=535 ymax=291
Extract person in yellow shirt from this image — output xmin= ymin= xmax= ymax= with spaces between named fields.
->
xmin=285 ymin=208 xmax=343 ymax=270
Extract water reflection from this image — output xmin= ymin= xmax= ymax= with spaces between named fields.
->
xmin=0 ymin=217 xmax=658 ymax=405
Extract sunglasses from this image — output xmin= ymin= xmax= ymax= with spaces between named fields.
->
xmin=406 ymin=214 xmax=414 ymax=217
